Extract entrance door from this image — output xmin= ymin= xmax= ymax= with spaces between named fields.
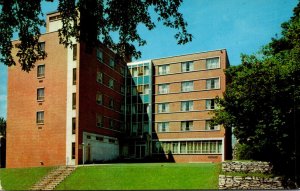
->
xmin=135 ymin=144 xmax=146 ymax=159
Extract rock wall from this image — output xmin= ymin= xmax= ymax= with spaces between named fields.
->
xmin=219 ymin=175 xmax=284 ymax=190
xmin=219 ymin=161 xmax=284 ymax=189
xmin=222 ymin=161 xmax=272 ymax=173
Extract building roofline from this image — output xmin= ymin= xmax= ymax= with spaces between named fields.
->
xmin=152 ymin=48 xmax=227 ymax=61
xmin=46 ymin=10 xmax=59 ymax=15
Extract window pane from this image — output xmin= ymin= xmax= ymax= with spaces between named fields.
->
xmin=37 ymin=111 xmax=44 ymax=124
xmin=180 ymin=142 xmax=187 ymax=153
xmin=182 ymin=81 xmax=193 ymax=92
xmin=37 ymin=65 xmax=45 ymax=77
xmin=206 ymin=57 xmax=219 ymax=69
xmin=97 ymin=49 xmax=103 ymax=61
xmin=73 ymin=68 xmax=76 ymax=85
xmin=73 ymin=44 xmax=77 ymax=61
xmin=37 ymin=88 xmax=44 ymax=101
xmin=72 ymin=118 xmax=76 ymax=134
xmin=72 ymin=93 xmax=76 ymax=109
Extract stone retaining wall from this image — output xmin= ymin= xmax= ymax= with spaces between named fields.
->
xmin=222 ymin=161 xmax=272 ymax=173
xmin=219 ymin=175 xmax=284 ymax=189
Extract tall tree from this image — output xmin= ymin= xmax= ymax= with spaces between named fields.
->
xmin=0 ymin=0 xmax=192 ymax=71
xmin=212 ymin=1 xmax=300 ymax=185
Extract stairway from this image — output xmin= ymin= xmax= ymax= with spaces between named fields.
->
xmin=30 ymin=166 xmax=76 ymax=190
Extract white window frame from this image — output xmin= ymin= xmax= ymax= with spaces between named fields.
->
xmin=181 ymin=121 xmax=193 ymax=131
xmin=158 ymin=84 xmax=169 ymax=94
xmin=206 ymin=99 xmax=216 ymax=110
xmin=181 ymin=101 xmax=193 ymax=111
xmin=181 ymin=81 xmax=194 ymax=92
xmin=206 ymin=57 xmax=220 ymax=69
xmin=158 ymin=65 xmax=170 ymax=75
xmin=36 ymin=111 xmax=44 ymax=124
xmin=37 ymin=88 xmax=45 ymax=101
xmin=181 ymin=61 xmax=194 ymax=72
xmin=206 ymin=78 xmax=220 ymax=90
xmin=158 ymin=103 xmax=170 ymax=113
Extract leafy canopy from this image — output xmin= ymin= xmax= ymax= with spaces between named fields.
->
xmin=212 ymin=1 xmax=300 ymax=183
xmin=0 ymin=0 xmax=192 ymax=71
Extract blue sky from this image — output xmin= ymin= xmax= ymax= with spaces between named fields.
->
xmin=0 ymin=0 xmax=298 ymax=118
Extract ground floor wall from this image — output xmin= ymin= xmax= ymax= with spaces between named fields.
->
xmin=153 ymin=153 xmax=222 ymax=163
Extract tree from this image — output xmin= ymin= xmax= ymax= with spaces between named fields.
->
xmin=0 ymin=0 xmax=192 ymax=71
xmin=212 ymin=1 xmax=300 ymax=185
xmin=0 ymin=117 xmax=5 ymax=137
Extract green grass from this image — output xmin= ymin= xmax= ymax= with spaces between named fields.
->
xmin=0 ymin=166 xmax=54 ymax=190
xmin=56 ymin=163 xmax=220 ymax=190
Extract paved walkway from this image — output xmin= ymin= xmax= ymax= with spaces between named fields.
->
xmin=0 ymin=180 xmax=3 ymax=190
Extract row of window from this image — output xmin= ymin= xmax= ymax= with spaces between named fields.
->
xmin=96 ymin=93 xmax=125 ymax=113
xmin=158 ymin=78 xmax=219 ymax=94
xmin=129 ymin=65 xmax=150 ymax=77
xmin=96 ymin=114 xmax=123 ymax=131
xmin=157 ymin=120 xmax=220 ymax=132
xmin=96 ymin=72 xmax=125 ymax=94
xmin=157 ymin=57 xmax=220 ymax=75
xmin=96 ymin=48 xmax=125 ymax=76
xmin=153 ymin=140 xmax=222 ymax=154
xmin=158 ymin=99 xmax=216 ymax=113
xmin=85 ymin=134 xmax=118 ymax=144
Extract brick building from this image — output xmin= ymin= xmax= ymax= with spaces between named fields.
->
xmin=6 ymin=12 xmax=230 ymax=168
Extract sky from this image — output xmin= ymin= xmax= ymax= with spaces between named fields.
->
xmin=0 ymin=0 xmax=298 ymax=119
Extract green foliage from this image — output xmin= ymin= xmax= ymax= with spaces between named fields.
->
xmin=0 ymin=0 xmax=192 ymax=71
xmin=56 ymin=163 xmax=219 ymax=190
xmin=0 ymin=166 xmax=54 ymax=190
xmin=212 ymin=1 xmax=300 ymax=183
xmin=0 ymin=117 xmax=5 ymax=137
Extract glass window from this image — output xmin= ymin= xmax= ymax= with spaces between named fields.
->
xmin=97 ymin=48 xmax=103 ymax=62
xmin=73 ymin=68 xmax=76 ymax=85
xmin=187 ymin=142 xmax=193 ymax=153
xmin=144 ymin=65 xmax=150 ymax=75
xmin=72 ymin=118 xmax=76 ymax=134
xmin=205 ymin=120 xmax=220 ymax=130
xmin=182 ymin=61 xmax=194 ymax=72
xmin=158 ymin=103 xmax=169 ymax=113
xmin=96 ymin=114 xmax=103 ymax=128
xmin=36 ymin=111 xmax=44 ymax=124
xmin=72 ymin=93 xmax=76 ymax=109
xmin=109 ymin=79 xmax=114 ymax=89
xmin=39 ymin=42 xmax=45 ymax=52
xmin=158 ymin=65 xmax=170 ymax=75
xmin=72 ymin=44 xmax=77 ymax=61
xmin=206 ymin=78 xmax=220 ymax=89
xmin=206 ymin=57 xmax=220 ymax=69
xmin=109 ymin=58 xmax=115 ymax=68
xmin=181 ymin=101 xmax=193 ymax=111
xmin=96 ymin=93 xmax=103 ymax=105
xmin=37 ymin=65 xmax=45 ymax=78
xmin=158 ymin=84 xmax=169 ymax=94
xmin=158 ymin=122 xmax=169 ymax=132
xmin=109 ymin=98 xmax=114 ymax=109
xmin=180 ymin=142 xmax=187 ymax=153
xmin=132 ymin=67 xmax=138 ymax=77
xmin=37 ymin=88 xmax=44 ymax=101
xmin=138 ymin=66 xmax=144 ymax=76
xmin=181 ymin=121 xmax=193 ymax=131
xmin=97 ymin=72 xmax=103 ymax=83
xmin=143 ymin=85 xmax=150 ymax=94
xmin=181 ymin=81 xmax=194 ymax=92
xmin=72 ymin=142 xmax=75 ymax=159
xmin=206 ymin=99 xmax=216 ymax=110
xmin=109 ymin=119 xmax=114 ymax=129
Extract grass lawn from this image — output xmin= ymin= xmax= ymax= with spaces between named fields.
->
xmin=56 ymin=163 xmax=220 ymax=190
xmin=0 ymin=166 xmax=54 ymax=190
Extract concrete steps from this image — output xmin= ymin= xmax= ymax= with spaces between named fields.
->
xmin=30 ymin=166 xmax=76 ymax=190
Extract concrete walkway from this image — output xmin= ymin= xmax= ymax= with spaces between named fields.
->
xmin=0 ymin=180 xmax=3 ymax=190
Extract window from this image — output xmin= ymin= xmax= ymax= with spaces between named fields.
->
xmin=120 ymin=86 xmax=125 ymax=94
xmin=72 ymin=93 xmax=76 ymax=109
xmin=120 ymin=67 xmax=125 ymax=76
xmin=96 ymin=114 xmax=103 ymax=128
xmin=109 ymin=79 xmax=114 ymax=89
xmin=72 ymin=44 xmax=77 ymax=61
xmin=36 ymin=111 xmax=44 ymax=124
xmin=158 ymin=84 xmax=169 ymax=94
xmin=109 ymin=119 xmax=114 ymax=129
xmin=138 ymin=66 xmax=144 ymax=76
xmin=158 ymin=65 xmax=170 ymax=75
xmin=143 ymin=85 xmax=150 ymax=94
xmin=181 ymin=101 xmax=193 ymax=111
xmin=181 ymin=81 xmax=194 ymax=92
xmin=73 ymin=68 xmax=76 ymax=85
xmin=97 ymin=48 xmax=103 ymax=62
xmin=121 ymin=104 xmax=125 ymax=114
xmin=206 ymin=57 xmax=220 ymax=69
xmin=109 ymin=58 xmax=115 ymax=68
xmin=39 ymin=42 xmax=45 ymax=52
xmin=181 ymin=121 xmax=193 ymax=131
xmin=137 ymin=85 xmax=144 ymax=94
xmin=72 ymin=142 xmax=75 ymax=159
xmin=206 ymin=99 xmax=216 ymax=110
xmin=144 ymin=66 xmax=150 ymax=75
xmin=72 ymin=118 xmax=76 ymax=134
xmin=132 ymin=87 xmax=137 ymax=96
xmin=205 ymin=120 xmax=220 ymax=130
xmin=37 ymin=88 xmax=44 ymax=101
xmin=182 ymin=61 xmax=194 ymax=72
xmin=96 ymin=93 xmax=103 ymax=105
xmin=97 ymin=72 xmax=103 ymax=83
xmin=158 ymin=122 xmax=169 ymax=132
xmin=37 ymin=65 xmax=45 ymax=78
xmin=206 ymin=78 xmax=220 ymax=89
xmin=109 ymin=98 xmax=114 ymax=109
xmin=96 ymin=136 xmax=104 ymax=141
xmin=158 ymin=103 xmax=169 ymax=113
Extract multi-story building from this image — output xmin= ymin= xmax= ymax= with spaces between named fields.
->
xmin=6 ymin=11 xmax=230 ymax=168
xmin=6 ymin=11 xmax=127 ymax=168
